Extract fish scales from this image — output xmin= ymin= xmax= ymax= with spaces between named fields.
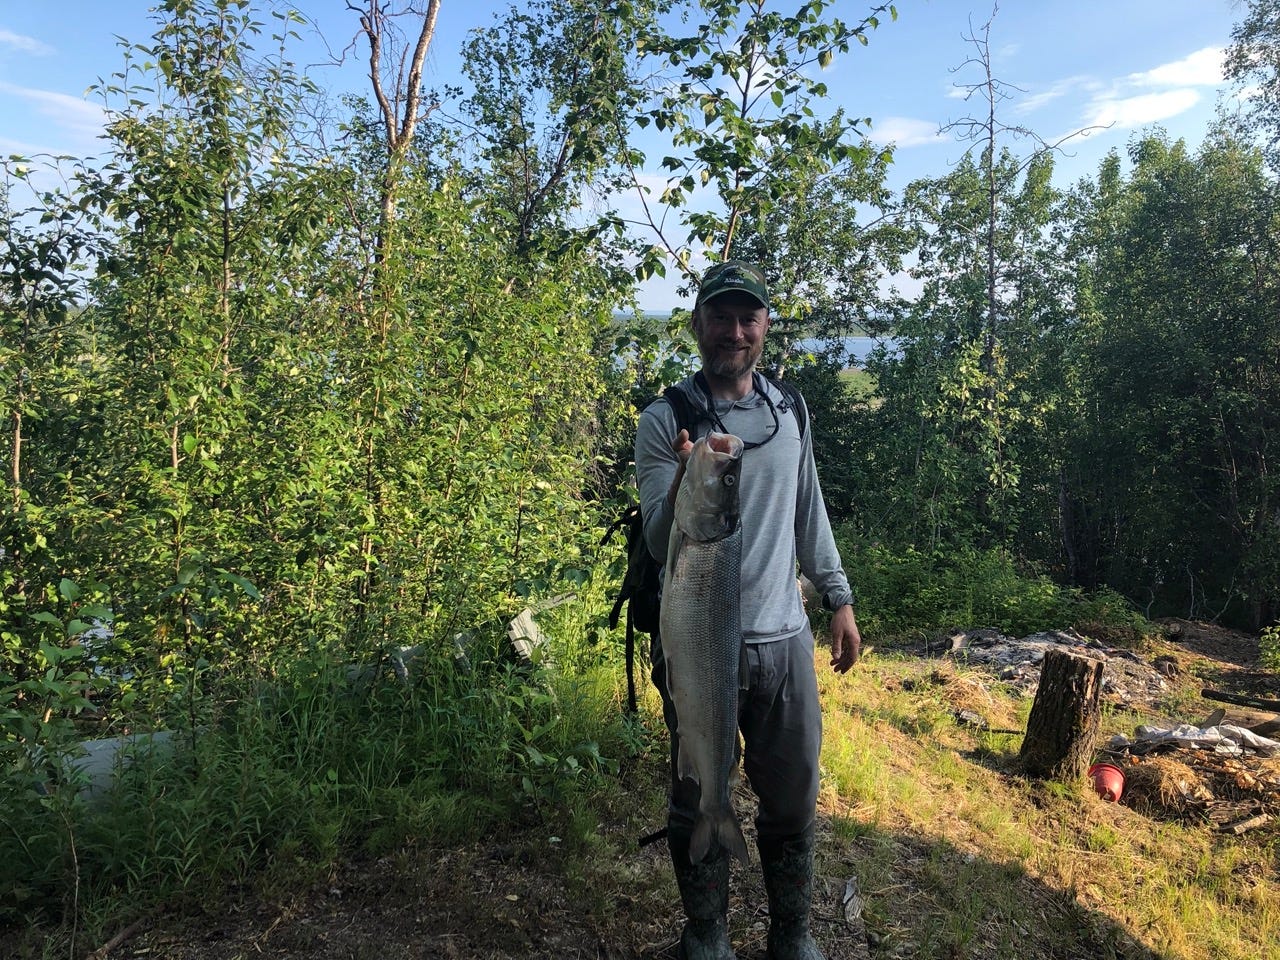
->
xmin=660 ymin=431 xmax=750 ymax=865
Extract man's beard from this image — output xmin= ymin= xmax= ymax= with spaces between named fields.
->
xmin=703 ymin=341 xmax=762 ymax=379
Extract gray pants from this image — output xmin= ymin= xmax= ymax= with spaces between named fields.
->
xmin=651 ymin=624 xmax=822 ymax=839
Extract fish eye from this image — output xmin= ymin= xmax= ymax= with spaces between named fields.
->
xmin=722 ymin=475 xmax=735 ymax=487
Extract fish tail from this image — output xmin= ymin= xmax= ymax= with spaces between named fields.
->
xmin=690 ymin=809 xmax=750 ymax=865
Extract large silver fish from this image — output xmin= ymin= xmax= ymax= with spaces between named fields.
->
xmin=660 ymin=431 xmax=749 ymax=865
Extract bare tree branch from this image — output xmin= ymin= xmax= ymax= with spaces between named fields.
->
xmin=350 ymin=0 xmax=442 ymax=157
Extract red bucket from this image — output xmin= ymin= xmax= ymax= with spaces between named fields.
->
xmin=1087 ymin=762 xmax=1126 ymax=802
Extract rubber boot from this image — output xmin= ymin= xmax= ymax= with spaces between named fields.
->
xmin=758 ymin=825 xmax=824 ymax=960
xmin=669 ymin=827 xmax=736 ymax=960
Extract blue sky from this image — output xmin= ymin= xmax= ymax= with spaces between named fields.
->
xmin=0 ymin=1 xmax=1245 ymax=307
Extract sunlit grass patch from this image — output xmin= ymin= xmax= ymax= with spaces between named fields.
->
xmin=809 ymin=639 xmax=1280 ymax=960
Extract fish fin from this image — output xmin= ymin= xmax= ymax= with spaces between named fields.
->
xmin=721 ymin=815 xmax=750 ymax=865
xmin=690 ymin=810 xmax=750 ymax=865
xmin=676 ymin=742 xmax=699 ymax=785
xmin=661 ymin=652 xmax=678 ymax=705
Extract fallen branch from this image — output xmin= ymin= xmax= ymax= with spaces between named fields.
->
xmin=1200 ymin=689 xmax=1280 ymax=712
xmin=1220 ymin=812 xmax=1270 ymax=835
xmin=87 ymin=917 xmax=147 ymax=959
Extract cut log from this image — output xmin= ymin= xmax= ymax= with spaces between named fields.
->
xmin=1019 ymin=648 xmax=1105 ymax=780
xmin=1198 ymin=706 xmax=1280 ymax=737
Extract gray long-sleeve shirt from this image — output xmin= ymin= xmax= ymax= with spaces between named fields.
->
xmin=634 ymin=373 xmax=854 ymax=644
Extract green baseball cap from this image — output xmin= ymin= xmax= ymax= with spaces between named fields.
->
xmin=695 ymin=259 xmax=770 ymax=310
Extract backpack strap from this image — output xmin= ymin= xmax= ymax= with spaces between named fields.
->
xmin=604 ymin=503 xmax=641 ymax=630
xmin=761 ymin=374 xmax=808 ymax=439
xmin=662 ymin=382 xmax=699 ymax=439
xmin=613 ymin=384 xmax=700 ymax=714
xmin=625 ymin=606 xmax=637 ymax=712
xmin=602 ymin=501 xmax=647 ymax=714
xmin=674 ymin=374 xmax=807 ymax=440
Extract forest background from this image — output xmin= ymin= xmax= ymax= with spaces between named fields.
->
xmin=2 ymin=0 xmax=1278 ymax=952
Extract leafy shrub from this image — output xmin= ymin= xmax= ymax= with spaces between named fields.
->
xmin=837 ymin=538 xmax=1156 ymax=642
xmin=786 ymin=355 xmax=870 ymax=523
xmin=1260 ymin=625 xmax=1280 ymax=673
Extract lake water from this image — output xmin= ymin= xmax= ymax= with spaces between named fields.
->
xmin=620 ymin=316 xmax=893 ymax=368
xmin=796 ymin=336 xmax=892 ymax=366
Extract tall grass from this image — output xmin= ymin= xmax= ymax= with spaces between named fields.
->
xmin=1 ymin=618 xmax=636 ymax=945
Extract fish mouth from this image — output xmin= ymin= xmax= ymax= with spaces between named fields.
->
xmin=707 ymin=433 xmax=742 ymax=457
xmin=705 ymin=432 xmax=744 ymax=459
xmin=717 ymin=511 xmax=740 ymax=540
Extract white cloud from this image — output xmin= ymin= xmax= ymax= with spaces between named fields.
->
xmin=868 ymin=116 xmax=948 ymax=148
xmin=1028 ymin=48 xmax=1226 ymax=138
xmin=0 ymin=81 xmax=106 ymax=144
xmin=1128 ymin=47 xmax=1224 ymax=89
xmin=1084 ymin=89 xmax=1202 ymax=130
xmin=0 ymin=28 xmax=53 ymax=56
xmin=0 ymin=134 xmax=48 ymax=156
xmin=1016 ymin=75 xmax=1103 ymax=115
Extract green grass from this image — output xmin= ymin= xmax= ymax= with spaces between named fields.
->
xmin=4 ymin=561 xmax=1276 ymax=960
xmin=838 ymin=365 xmax=877 ymax=399
xmin=1 ymin=639 xmax=639 ymax=943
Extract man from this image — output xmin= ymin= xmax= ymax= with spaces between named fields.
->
xmin=634 ymin=259 xmax=862 ymax=960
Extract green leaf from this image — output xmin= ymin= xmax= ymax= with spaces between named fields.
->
xmin=176 ymin=561 xmax=201 ymax=586
xmin=216 ymin=570 xmax=262 ymax=600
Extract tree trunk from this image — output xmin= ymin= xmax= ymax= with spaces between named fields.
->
xmin=1057 ymin=470 xmax=1078 ymax=585
xmin=1019 ymin=648 xmax=1105 ymax=780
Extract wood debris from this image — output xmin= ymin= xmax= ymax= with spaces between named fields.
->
xmin=1106 ymin=750 xmax=1280 ymax=830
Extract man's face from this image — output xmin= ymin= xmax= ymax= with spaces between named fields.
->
xmin=693 ymin=292 xmax=770 ymax=380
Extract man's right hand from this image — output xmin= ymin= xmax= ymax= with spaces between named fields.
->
xmin=672 ymin=428 xmax=693 ymax=463
xmin=666 ymin=429 xmax=693 ymax=507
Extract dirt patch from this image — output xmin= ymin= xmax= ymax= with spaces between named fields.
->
xmin=66 ymin=824 xmax=874 ymax=960
xmin=910 ymin=618 xmax=1278 ymax=716
xmin=1157 ymin=618 xmax=1263 ymax=667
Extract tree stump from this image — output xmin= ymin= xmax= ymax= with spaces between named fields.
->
xmin=1019 ymin=648 xmax=1105 ymax=780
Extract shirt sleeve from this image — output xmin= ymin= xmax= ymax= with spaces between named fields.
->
xmin=634 ymin=398 xmax=680 ymax=566
xmin=792 ymin=397 xmax=855 ymax=611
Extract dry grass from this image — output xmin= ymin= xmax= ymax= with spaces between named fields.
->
xmin=1121 ymin=755 xmax=1212 ymax=817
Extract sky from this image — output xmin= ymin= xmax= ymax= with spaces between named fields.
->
xmin=0 ymin=0 xmax=1247 ymax=309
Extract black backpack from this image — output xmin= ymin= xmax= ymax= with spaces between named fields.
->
xmin=604 ymin=376 xmax=807 ymax=712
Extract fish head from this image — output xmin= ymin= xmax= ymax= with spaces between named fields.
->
xmin=674 ymin=431 xmax=744 ymax=542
